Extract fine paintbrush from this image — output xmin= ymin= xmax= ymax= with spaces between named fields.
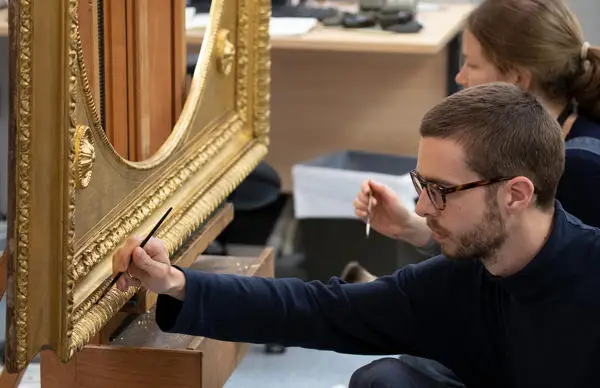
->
xmin=366 ymin=192 xmax=372 ymax=238
xmin=101 ymin=206 xmax=173 ymax=297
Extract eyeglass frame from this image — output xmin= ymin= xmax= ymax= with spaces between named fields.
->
xmin=409 ymin=169 xmax=515 ymax=211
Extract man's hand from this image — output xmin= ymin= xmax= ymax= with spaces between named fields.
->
xmin=112 ymin=236 xmax=186 ymax=301
xmin=353 ymin=179 xmax=432 ymax=247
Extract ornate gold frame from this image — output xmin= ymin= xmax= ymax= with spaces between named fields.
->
xmin=5 ymin=0 xmax=270 ymax=373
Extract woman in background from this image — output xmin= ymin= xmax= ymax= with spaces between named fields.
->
xmin=349 ymin=0 xmax=600 ymax=280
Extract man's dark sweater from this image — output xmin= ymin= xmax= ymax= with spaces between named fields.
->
xmin=156 ymin=201 xmax=600 ymax=388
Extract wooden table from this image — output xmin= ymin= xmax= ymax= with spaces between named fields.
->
xmin=187 ymin=4 xmax=470 ymax=54
xmin=1 ymin=4 xmax=475 ymax=191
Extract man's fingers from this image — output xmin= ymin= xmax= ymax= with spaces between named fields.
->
xmin=143 ymin=237 xmax=167 ymax=259
xmin=112 ymin=236 xmax=143 ymax=275
xmin=369 ymin=180 xmax=388 ymax=195
xmin=132 ymin=246 xmax=165 ymax=277
xmin=116 ymin=270 xmax=142 ymax=291
xmin=356 ymin=197 xmax=377 ymax=208
xmin=126 ymin=262 xmax=149 ymax=284
xmin=116 ymin=275 xmax=129 ymax=291
xmin=126 ymin=272 xmax=142 ymax=287
xmin=355 ymin=209 xmax=367 ymax=220
xmin=354 ymin=198 xmax=366 ymax=210
xmin=361 ymin=180 xmax=372 ymax=196
xmin=356 ymin=191 xmax=368 ymax=203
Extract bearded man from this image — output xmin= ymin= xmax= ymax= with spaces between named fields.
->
xmin=112 ymin=83 xmax=600 ymax=388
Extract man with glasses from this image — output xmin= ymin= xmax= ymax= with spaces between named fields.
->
xmin=112 ymin=83 xmax=600 ymax=388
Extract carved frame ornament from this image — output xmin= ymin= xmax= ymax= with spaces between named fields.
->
xmin=5 ymin=0 xmax=271 ymax=372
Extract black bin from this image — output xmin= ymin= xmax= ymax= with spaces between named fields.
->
xmin=292 ymin=150 xmax=426 ymax=282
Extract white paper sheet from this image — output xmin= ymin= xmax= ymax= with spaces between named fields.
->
xmin=292 ymin=165 xmax=417 ymax=220
xmin=186 ymin=13 xmax=318 ymax=37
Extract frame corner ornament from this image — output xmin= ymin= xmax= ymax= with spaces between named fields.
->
xmin=216 ymin=29 xmax=235 ymax=76
xmin=73 ymin=125 xmax=96 ymax=189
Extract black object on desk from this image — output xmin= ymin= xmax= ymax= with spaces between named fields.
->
xmin=384 ymin=19 xmax=422 ymax=33
xmin=341 ymin=12 xmax=378 ymax=28
xmin=188 ymin=0 xmax=339 ymax=22
xmin=341 ymin=10 xmax=423 ymax=33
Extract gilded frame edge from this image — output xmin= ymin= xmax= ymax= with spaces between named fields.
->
xmin=5 ymin=0 xmax=271 ymax=372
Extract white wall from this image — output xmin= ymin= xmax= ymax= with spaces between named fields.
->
xmin=567 ymin=0 xmax=600 ymax=45
xmin=431 ymin=0 xmax=600 ymax=45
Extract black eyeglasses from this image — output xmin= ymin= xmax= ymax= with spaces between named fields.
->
xmin=409 ymin=170 xmax=514 ymax=211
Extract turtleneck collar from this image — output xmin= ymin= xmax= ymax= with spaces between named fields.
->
xmin=486 ymin=201 xmax=577 ymax=300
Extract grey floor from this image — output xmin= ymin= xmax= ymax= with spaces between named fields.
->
xmin=0 ymin=346 xmax=380 ymax=388
xmin=0 ymin=219 xmax=382 ymax=387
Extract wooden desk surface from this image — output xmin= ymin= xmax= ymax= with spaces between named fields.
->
xmin=187 ymin=3 xmax=473 ymax=54
xmin=0 ymin=4 xmax=474 ymax=54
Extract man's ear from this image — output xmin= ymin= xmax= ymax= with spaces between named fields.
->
xmin=503 ymin=176 xmax=535 ymax=212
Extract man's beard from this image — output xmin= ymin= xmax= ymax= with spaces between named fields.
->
xmin=429 ymin=199 xmax=508 ymax=262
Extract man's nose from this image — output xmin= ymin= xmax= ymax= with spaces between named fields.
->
xmin=414 ymin=190 xmax=438 ymax=217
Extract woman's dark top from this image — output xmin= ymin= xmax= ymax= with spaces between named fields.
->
xmin=558 ymin=115 xmax=600 ymax=228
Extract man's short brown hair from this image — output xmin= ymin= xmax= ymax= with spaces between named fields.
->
xmin=419 ymin=82 xmax=565 ymax=210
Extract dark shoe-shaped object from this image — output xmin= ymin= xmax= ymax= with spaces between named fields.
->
xmin=264 ymin=344 xmax=287 ymax=354
xmin=340 ymin=261 xmax=377 ymax=283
